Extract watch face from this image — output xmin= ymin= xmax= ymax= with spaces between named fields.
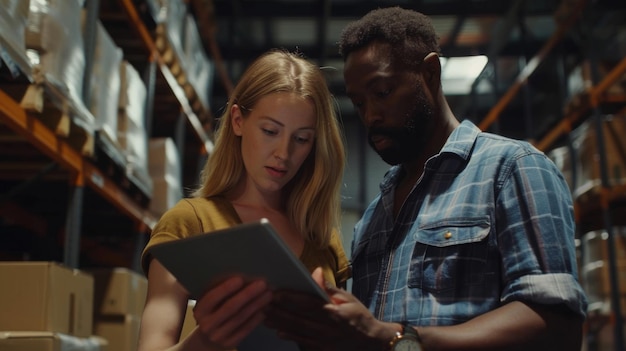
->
xmin=395 ymin=338 xmax=422 ymax=351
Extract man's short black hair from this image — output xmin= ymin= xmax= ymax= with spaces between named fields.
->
xmin=338 ymin=6 xmax=441 ymax=68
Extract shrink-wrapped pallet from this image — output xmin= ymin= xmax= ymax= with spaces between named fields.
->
xmin=157 ymin=0 xmax=187 ymax=66
xmin=183 ymin=13 xmax=214 ymax=110
xmin=571 ymin=113 xmax=626 ymax=201
xmin=88 ymin=20 xmax=123 ymax=149
xmin=118 ymin=60 xmax=152 ymax=196
xmin=26 ymin=0 xmax=91 ymax=126
xmin=0 ymin=0 xmax=32 ymax=77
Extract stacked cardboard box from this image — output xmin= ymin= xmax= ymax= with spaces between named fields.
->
xmin=118 ymin=60 xmax=152 ymax=198
xmin=90 ymin=267 xmax=148 ymax=351
xmin=565 ymin=59 xmax=626 ymax=116
xmin=25 ymin=0 xmax=94 ymax=131
xmin=182 ymin=13 xmax=214 ymax=111
xmin=546 ymin=145 xmax=577 ymax=192
xmin=148 ymin=137 xmax=183 ymax=216
xmin=548 ymin=111 xmax=626 ymax=204
xmin=0 ymin=261 xmax=107 ymax=350
xmin=570 ymin=113 xmax=626 ymax=202
xmin=87 ymin=20 xmax=124 ymax=158
xmin=580 ymin=228 xmax=626 ymax=316
xmin=158 ymin=0 xmax=187 ymax=66
xmin=567 ymin=59 xmax=626 ymax=98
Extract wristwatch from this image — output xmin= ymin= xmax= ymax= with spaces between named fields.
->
xmin=389 ymin=323 xmax=423 ymax=351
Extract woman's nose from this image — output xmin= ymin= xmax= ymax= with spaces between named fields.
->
xmin=273 ymin=137 xmax=290 ymax=160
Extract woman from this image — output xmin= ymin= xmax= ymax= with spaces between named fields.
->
xmin=137 ymin=50 xmax=350 ymax=351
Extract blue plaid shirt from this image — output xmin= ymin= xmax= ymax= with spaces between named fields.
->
xmin=351 ymin=120 xmax=587 ymax=325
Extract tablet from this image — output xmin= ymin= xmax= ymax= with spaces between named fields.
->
xmin=147 ymin=218 xmax=329 ymax=302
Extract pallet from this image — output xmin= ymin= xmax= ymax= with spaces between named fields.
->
xmin=0 ymin=62 xmax=32 ymax=102
xmin=3 ymin=80 xmax=96 ymax=158
xmin=154 ymin=24 xmax=212 ymax=126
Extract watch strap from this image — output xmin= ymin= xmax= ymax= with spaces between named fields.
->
xmin=401 ymin=322 xmax=420 ymax=341
xmin=389 ymin=322 xmax=421 ymax=350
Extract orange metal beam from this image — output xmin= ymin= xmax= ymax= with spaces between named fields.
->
xmin=589 ymin=57 xmax=626 ymax=107
xmin=478 ymin=0 xmax=587 ymax=131
xmin=0 ymin=89 xmax=82 ymax=173
xmin=118 ymin=0 xmax=159 ymax=55
xmin=0 ymin=89 xmax=156 ymax=230
xmin=535 ymin=61 xmax=626 ymax=151
xmin=117 ymin=0 xmax=214 ymax=154
xmin=534 ymin=118 xmax=573 ymax=151
xmin=83 ymin=162 xmax=157 ymax=229
xmin=158 ymin=63 xmax=214 ymax=154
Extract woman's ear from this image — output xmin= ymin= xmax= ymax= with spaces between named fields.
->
xmin=231 ymin=104 xmax=244 ymax=136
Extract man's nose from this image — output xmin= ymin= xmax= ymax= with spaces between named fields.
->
xmin=361 ymin=102 xmax=383 ymax=126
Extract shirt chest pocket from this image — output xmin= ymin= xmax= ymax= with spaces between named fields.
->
xmin=408 ymin=219 xmax=493 ymax=294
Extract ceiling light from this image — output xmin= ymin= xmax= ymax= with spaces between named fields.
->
xmin=441 ymin=55 xmax=488 ymax=95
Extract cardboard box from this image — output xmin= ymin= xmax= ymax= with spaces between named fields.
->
xmin=94 ymin=314 xmax=141 ymax=351
xmin=149 ymin=177 xmax=183 ymax=217
xmin=582 ymin=259 xmax=626 ymax=295
xmin=581 ymin=228 xmax=626 ymax=266
xmin=572 ymin=114 xmax=626 ymax=200
xmin=570 ymin=59 xmax=626 ymax=96
xmin=90 ymin=268 xmax=148 ymax=317
xmin=546 ymin=145 xmax=576 ymax=192
xmin=148 ymin=137 xmax=181 ymax=181
xmin=0 ymin=331 xmax=107 ymax=351
xmin=0 ymin=261 xmax=94 ymax=337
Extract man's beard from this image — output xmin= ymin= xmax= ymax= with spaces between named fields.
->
xmin=368 ymin=87 xmax=434 ymax=165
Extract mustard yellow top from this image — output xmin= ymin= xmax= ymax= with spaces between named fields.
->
xmin=141 ymin=196 xmax=351 ymax=288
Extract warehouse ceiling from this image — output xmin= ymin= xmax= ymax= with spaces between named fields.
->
xmin=207 ymin=0 xmax=626 ymax=145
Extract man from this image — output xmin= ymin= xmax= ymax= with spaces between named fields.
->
xmin=267 ymin=7 xmax=587 ymax=351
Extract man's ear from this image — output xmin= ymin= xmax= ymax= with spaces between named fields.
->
xmin=231 ymin=104 xmax=244 ymax=136
xmin=422 ymin=52 xmax=442 ymax=93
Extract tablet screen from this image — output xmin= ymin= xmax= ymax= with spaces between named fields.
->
xmin=148 ymin=218 xmax=329 ymax=302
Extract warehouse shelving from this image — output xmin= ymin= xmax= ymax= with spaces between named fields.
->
xmin=474 ymin=0 xmax=626 ymax=349
xmin=0 ymin=87 xmax=157 ymax=266
xmin=477 ymin=0 xmax=589 ymax=133
xmin=0 ymin=0 xmax=220 ymax=271
xmin=114 ymin=0 xmax=215 ymax=153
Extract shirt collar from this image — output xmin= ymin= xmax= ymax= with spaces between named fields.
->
xmin=379 ymin=119 xmax=481 ymax=192
xmin=439 ymin=119 xmax=481 ymax=161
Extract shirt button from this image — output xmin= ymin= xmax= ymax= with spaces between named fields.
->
xmin=444 ymin=232 xmax=452 ymax=239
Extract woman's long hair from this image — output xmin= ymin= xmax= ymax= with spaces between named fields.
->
xmin=192 ymin=50 xmax=346 ymax=248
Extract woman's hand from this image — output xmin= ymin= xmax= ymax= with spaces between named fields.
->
xmin=192 ymin=276 xmax=273 ymax=349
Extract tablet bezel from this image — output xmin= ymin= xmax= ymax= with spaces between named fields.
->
xmin=147 ymin=218 xmax=329 ymax=302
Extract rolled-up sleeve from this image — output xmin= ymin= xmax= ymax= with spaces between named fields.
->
xmin=496 ymin=152 xmax=587 ymax=317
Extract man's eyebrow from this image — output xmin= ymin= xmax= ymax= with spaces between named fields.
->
xmin=346 ymin=76 xmax=388 ymax=96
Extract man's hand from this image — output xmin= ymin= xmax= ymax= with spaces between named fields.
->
xmin=265 ymin=267 xmax=399 ymax=351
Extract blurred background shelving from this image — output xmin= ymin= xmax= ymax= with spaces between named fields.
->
xmin=0 ymin=0 xmax=625 ymax=350
xmin=0 ymin=0 xmax=221 ymax=270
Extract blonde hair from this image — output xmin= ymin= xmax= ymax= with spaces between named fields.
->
xmin=192 ymin=50 xmax=346 ymax=248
